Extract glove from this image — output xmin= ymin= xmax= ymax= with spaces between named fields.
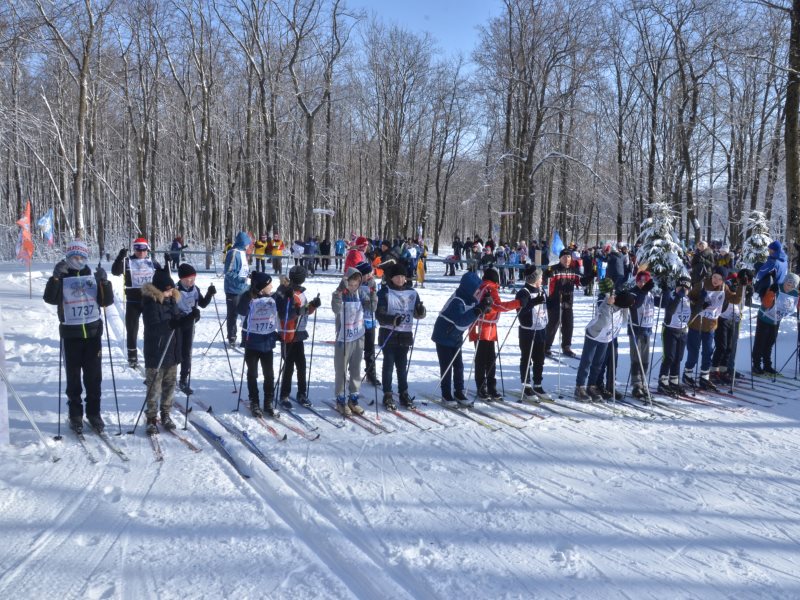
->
xmin=517 ymin=293 xmax=530 ymax=309
xmin=642 ymin=279 xmax=655 ymax=293
xmin=478 ymin=294 xmax=493 ymax=313
xmin=702 ymin=301 xmax=711 ymax=309
xmin=192 ymin=307 xmax=201 ymax=322
xmin=393 ymin=314 xmax=404 ymax=327
xmin=530 ymin=294 xmax=546 ymax=306
xmin=53 ymin=261 xmax=69 ymax=277
xmin=738 ymin=268 xmax=753 ymax=284
xmin=94 ymin=266 xmax=107 ymax=284
xmin=116 ymin=248 xmax=128 ymax=260
xmin=206 ymin=284 xmax=217 ymax=297
xmin=309 ymin=296 xmax=322 ymax=309
xmin=414 ymin=303 xmax=426 ymax=319
xmin=168 ymin=317 xmax=181 ymax=330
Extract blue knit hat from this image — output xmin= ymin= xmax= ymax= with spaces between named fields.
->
xmin=768 ymin=240 xmax=782 ymax=254
xmin=65 ymin=240 xmax=89 ymax=260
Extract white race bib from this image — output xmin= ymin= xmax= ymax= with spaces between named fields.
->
xmin=387 ymin=289 xmax=415 ymax=332
xmin=129 ymin=258 xmax=155 ymax=288
xmin=339 ymin=300 xmax=364 ymax=342
xmin=62 ymin=275 xmax=101 ymax=325
xmin=247 ymin=297 xmax=278 ymax=334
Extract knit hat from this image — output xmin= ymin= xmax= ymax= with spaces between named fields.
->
xmin=133 ymin=237 xmax=150 ymax=251
xmin=785 ymin=273 xmax=800 ymax=290
xmin=355 ymin=236 xmax=369 ymax=247
xmin=384 ymin=261 xmax=407 ymax=279
xmin=483 ymin=268 xmax=500 ymax=284
xmin=602 ymin=243 xmax=613 ymax=254
xmin=559 ymin=248 xmax=572 ymax=258
xmin=250 ymin=271 xmax=272 ymax=292
xmin=598 ymin=277 xmax=614 ymax=294
xmin=65 ymin=240 xmax=89 ymax=260
xmin=635 ymin=271 xmax=652 ymax=284
xmin=768 ymin=240 xmax=782 ymax=254
xmin=289 ymin=265 xmax=307 ymax=286
xmin=677 ymin=275 xmax=692 ymax=288
xmin=712 ymin=266 xmax=728 ymax=279
xmin=355 ymin=261 xmax=373 ymax=276
xmin=178 ymin=263 xmax=196 ymax=279
xmin=346 ymin=267 xmax=363 ymax=281
xmin=152 ymin=269 xmax=175 ymax=292
xmin=523 ymin=264 xmax=541 ymax=282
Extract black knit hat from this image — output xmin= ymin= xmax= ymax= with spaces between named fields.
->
xmin=523 ymin=264 xmax=541 ymax=282
xmin=483 ymin=268 xmax=500 ymax=284
xmin=250 ymin=271 xmax=272 ymax=292
xmin=384 ymin=261 xmax=407 ymax=279
xmin=289 ymin=265 xmax=307 ymax=286
xmin=559 ymin=248 xmax=572 ymax=258
xmin=152 ymin=269 xmax=175 ymax=292
xmin=356 ymin=261 xmax=373 ymax=276
xmin=177 ymin=263 xmax=196 ymax=279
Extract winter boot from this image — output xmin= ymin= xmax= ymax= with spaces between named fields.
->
xmin=280 ymin=397 xmax=293 ymax=411
xmin=522 ymin=385 xmax=536 ymax=398
xmin=719 ymin=371 xmax=733 ymax=385
xmin=574 ymin=386 xmax=591 ymax=402
xmin=383 ymin=392 xmax=397 ymax=411
xmin=250 ymin=400 xmax=264 ymax=418
xmin=336 ymin=394 xmax=351 ymax=417
xmin=145 ymin=417 xmax=159 ymax=436
xmin=699 ymin=371 xmax=717 ymax=392
xmin=69 ymin=415 xmax=84 ymax=434
xmin=366 ymin=370 xmax=382 ymax=387
xmin=631 ymin=384 xmax=645 ymax=399
xmin=160 ymin=411 xmax=176 ymax=431
xmin=399 ymin=391 xmax=415 ymax=409
xmin=670 ymin=377 xmax=687 ymax=396
xmin=127 ymin=349 xmax=138 ymax=370
xmin=263 ymin=398 xmax=276 ymax=418
xmin=87 ymin=414 xmax=105 ymax=433
xmin=454 ymin=390 xmax=469 ymax=402
xmin=179 ymin=380 xmax=194 ymax=395
xmin=533 ymin=385 xmax=548 ymax=399
xmin=488 ymin=389 xmax=503 ymax=402
xmin=763 ymin=365 xmax=778 ymax=375
xmin=562 ymin=347 xmax=578 ymax=359
xmin=348 ymin=394 xmax=364 ymax=416
xmin=441 ymin=394 xmax=458 ymax=407
xmin=657 ymin=377 xmax=673 ymax=396
xmin=682 ymin=371 xmax=697 ymax=387
xmin=296 ymin=392 xmax=312 ymax=407
xmin=586 ymin=385 xmax=604 ymax=402
xmin=752 ymin=364 xmax=764 ymax=375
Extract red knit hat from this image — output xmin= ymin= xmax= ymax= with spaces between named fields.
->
xmin=635 ymin=271 xmax=652 ymax=283
xmin=133 ymin=237 xmax=149 ymax=250
xmin=356 ymin=236 xmax=369 ymax=247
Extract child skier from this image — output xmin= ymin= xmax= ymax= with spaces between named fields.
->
xmin=142 ymin=270 xmax=192 ymax=434
xmin=111 ymin=237 xmax=163 ymax=369
xmin=274 ymin=266 xmax=321 ymax=408
xmin=175 ymin=263 xmax=216 ymax=395
xmin=516 ymin=265 xmax=548 ymax=398
xmin=683 ymin=266 xmax=743 ymax=391
xmin=656 ymin=276 xmax=693 ymax=395
xmin=710 ymin=271 xmax=745 ymax=384
xmin=470 ymin=267 xmax=522 ymax=401
xmin=376 ymin=262 xmax=426 ymax=410
xmin=44 ymin=240 xmax=114 ymax=433
xmin=752 ymin=272 xmax=800 ymax=375
xmin=574 ymin=278 xmax=635 ymax=402
xmin=237 ymin=272 xmax=279 ymax=417
xmin=431 ymin=271 xmax=491 ymax=405
xmin=331 ymin=267 xmax=378 ymax=415
xmin=356 ymin=261 xmax=381 ymax=387
xmin=627 ymin=271 xmax=656 ymax=398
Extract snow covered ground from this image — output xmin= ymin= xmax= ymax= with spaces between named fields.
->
xmin=1 ymin=260 xmax=800 ymax=599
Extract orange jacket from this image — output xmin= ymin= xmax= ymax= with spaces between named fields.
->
xmin=468 ymin=280 xmax=520 ymax=342
xmin=371 ymin=255 xmax=384 ymax=279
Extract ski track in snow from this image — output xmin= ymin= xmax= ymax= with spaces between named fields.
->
xmin=3 ymin=263 xmax=800 ymax=598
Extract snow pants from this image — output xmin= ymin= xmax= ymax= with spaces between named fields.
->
xmin=659 ymin=327 xmax=687 ymax=380
xmin=753 ymin=319 xmax=779 ymax=369
xmin=335 ymin=337 xmax=364 ymax=396
xmin=711 ymin=317 xmax=736 ymax=372
xmin=64 ymin=336 xmax=103 ymax=418
xmin=685 ymin=328 xmax=714 ymax=374
xmin=382 ymin=344 xmax=410 ymax=394
xmin=279 ymin=341 xmax=307 ymax=399
xmin=436 ymin=343 xmax=465 ymax=400
xmin=178 ymin=323 xmax=194 ymax=383
xmin=363 ymin=326 xmax=377 ymax=379
xmin=545 ymin=299 xmax=574 ymax=352
xmin=519 ymin=328 xmax=545 ymax=386
xmin=474 ymin=339 xmax=498 ymax=395
xmin=628 ymin=326 xmax=651 ymax=387
xmin=125 ymin=300 xmax=143 ymax=361
xmin=225 ymin=293 xmax=238 ymax=342
xmin=245 ymin=348 xmax=274 ymax=404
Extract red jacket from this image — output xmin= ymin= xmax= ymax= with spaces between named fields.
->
xmin=344 ymin=248 xmax=367 ymax=272
xmin=468 ymin=280 xmax=520 ymax=342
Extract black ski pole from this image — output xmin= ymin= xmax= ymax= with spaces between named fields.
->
xmin=55 ymin=338 xmax=63 ymax=441
xmin=306 ymin=294 xmax=320 ymax=402
xmin=183 ymin=321 xmax=195 ymax=430
xmin=211 ymin=294 xmax=237 ymax=393
xmin=129 ymin=329 xmax=175 ymax=435
xmin=234 ymin=350 xmax=247 ymax=412
xmin=100 ymin=289 xmax=122 ymax=435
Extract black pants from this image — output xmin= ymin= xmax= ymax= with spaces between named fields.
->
xmin=545 ymin=300 xmax=574 ymax=351
xmin=382 ymin=344 xmax=409 ymax=394
xmin=335 ymin=256 xmax=343 ymax=270
xmin=753 ymin=319 xmax=779 ymax=369
xmin=255 ymin=257 xmax=266 ymax=273
xmin=628 ymin=326 xmax=651 ymax=386
xmin=245 ymin=348 xmax=274 ymax=404
xmin=279 ymin=341 xmax=306 ymax=398
xmin=659 ymin=327 xmax=687 ymax=379
xmin=125 ymin=301 xmax=143 ymax=357
xmin=711 ymin=317 xmax=735 ymax=369
xmin=225 ymin=293 xmax=238 ymax=342
xmin=64 ymin=336 xmax=103 ymax=417
xmin=363 ymin=326 xmax=377 ymax=377
xmin=519 ymin=328 xmax=546 ymax=386
xmin=322 ymin=258 xmax=330 ymax=270
xmin=178 ymin=324 xmax=194 ymax=382
xmin=436 ymin=344 xmax=464 ymax=399
xmin=475 ymin=339 xmax=498 ymax=394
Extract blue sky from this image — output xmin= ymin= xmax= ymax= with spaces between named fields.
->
xmin=349 ymin=0 xmax=504 ymax=58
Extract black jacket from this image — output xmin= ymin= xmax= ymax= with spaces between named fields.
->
xmin=43 ymin=262 xmax=114 ymax=339
xmin=141 ymin=283 xmax=191 ymax=368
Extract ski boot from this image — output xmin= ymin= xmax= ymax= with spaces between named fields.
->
xmin=263 ymin=398 xmax=276 ymax=418
xmin=336 ymin=394 xmax=351 ymax=417
xmin=522 ymin=385 xmax=536 ymax=398
xmin=296 ymin=392 xmax=312 ymax=408
xmin=532 ymin=385 xmax=549 ymax=399
xmin=574 ymin=386 xmax=591 ymax=402
xmin=348 ymin=394 xmax=364 ymax=416
xmin=669 ymin=377 xmax=687 ymax=396
xmin=763 ymin=365 xmax=778 ymax=375
xmin=682 ymin=371 xmax=697 ymax=388
xmin=250 ymin=400 xmax=264 ymax=418
xmin=280 ymin=397 xmax=293 ymax=411
xmin=586 ymin=385 xmax=604 ymax=402
xmin=441 ymin=394 xmax=458 ymax=407
xmin=383 ymin=392 xmax=397 ymax=411
xmin=631 ymin=384 xmax=645 ymax=399
xmin=399 ymin=391 xmax=415 ymax=409
xmin=365 ymin=371 xmax=382 ymax=387
xmin=87 ymin=414 xmax=105 ymax=433
xmin=477 ymin=386 xmax=491 ymax=401
xmin=160 ymin=411 xmax=177 ymax=431
xmin=127 ymin=349 xmax=138 ymax=370
xmin=488 ymin=389 xmax=503 ymax=402
xmin=698 ymin=372 xmax=717 ymax=392
xmin=657 ymin=377 xmax=673 ymax=396
xmin=562 ymin=347 xmax=578 ymax=359
xmin=69 ymin=415 xmax=84 ymax=434
xmin=145 ymin=417 xmax=159 ymax=436
xmin=453 ymin=390 xmax=473 ymax=407
xmin=179 ymin=380 xmax=194 ymax=395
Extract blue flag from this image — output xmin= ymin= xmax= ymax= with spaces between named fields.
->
xmin=549 ymin=231 xmax=564 ymax=263
xmin=36 ymin=208 xmax=54 ymax=246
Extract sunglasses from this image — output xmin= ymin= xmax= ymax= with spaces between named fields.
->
xmin=133 ymin=245 xmax=149 ymax=251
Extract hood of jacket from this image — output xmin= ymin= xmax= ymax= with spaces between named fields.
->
xmin=234 ymin=231 xmax=251 ymax=250
xmin=456 ymin=271 xmax=482 ymax=302
xmin=142 ymin=282 xmax=181 ymax=304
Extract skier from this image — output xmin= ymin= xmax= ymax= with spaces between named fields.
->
xmin=683 ymin=266 xmax=743 ymax=390
xmin=710 ymin=271 xmax=747 ymax=384
xmin=319 ymin=238 xmax=332 ymax=271
xmin=516 ymin=265 xmax=548 ymax=398
xmin=690 ymin=241 xmax=714 ymax=285
xmin=237 ymin=271 xmax=279 ymax=417
xmin=627 ymin=270 xmax=656 ymax=398
xmin=754 ymin=240 xmax=788 ymax=295
xmin=345 ymin=236 xmax=369 ymax=271
xmin=111 ymin=237 xmax=163 ymax=369
xmin=544 ymin=249 xmax=582 ymax=358
xmin=355 ymin=261 xmax=381 ymax=387
xmin=376 ymin=261 xmax=426 ymax=410
xmin=223 ymin=231 xmax=251 ymax=346
xmin=253 ymin=233 xmax=269 ymax=273
xmin=274 ymin=265 xmax=321 ymax=408
xmin=169 ymin=236 xmax=187 ymax=270
xmin=656 ymin=276 xmax=693 ymax=395
xmin=574 ymin=278 xmax=635 ymax=402
xmin=142 ymin=269 xmax=191 ymax=435
xmin=431 ymin=271 xmax=491 ymax=405
xmin=175 ymin=263 xmax=216 ymax=395
xmin=752 ymin=272 xmax=800 ymax=375
xmin=470 ymin=267 xmax=522 ymax=401
xmin=331 ymin=266 xmax=378 ymax=415
xmin=44 ymin=240 xmax=114 ymax=433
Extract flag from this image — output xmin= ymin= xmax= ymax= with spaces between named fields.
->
xmin=549 ymin=230 xmax=564 ymax=262
xmin=15 ymin=201 xmax=34 ymax=266
xmin=36 ymin=208 xmax=54 ymax=246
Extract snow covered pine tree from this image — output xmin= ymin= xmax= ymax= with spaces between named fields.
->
xmin=635 ymin=202 xmax=688 ymax=289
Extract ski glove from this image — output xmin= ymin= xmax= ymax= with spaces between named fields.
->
xmin=95 ymin=266 xmax=108 ymax=283
xmin=206 ymin=284 xmax=217 ymax=297
xmin=309 ymin=296 xmax=322 ymax=309
xmin=168 ymin=317 xmax=181 ymax=330
xmin=116 ymin=248 xmax=128 ymax=260
xmin=414 ymin=302 xmax=426 ymax=319
xmin=641 ymin=279 xmax=655 ymax=293
xmin=392 ymin=314 xmax=405 ymax=327
xmin=702 ymin=301 xmax=711 ymax=309
xmin=192 ymin=307 xmax=201 ymax=322
xmin=530 ymin=294 xmax=546 ymax=307
xmin=53 ymin=261 xmax=69 ymax=277
xmin=477 ymin=294 xmax=493 ymax=313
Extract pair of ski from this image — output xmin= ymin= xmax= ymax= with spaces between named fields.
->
xmin=370 ymin=396 xmax=451 ymax=431
xmin=321 ymin=400 xmax=394 ymax=435
xmin=71 ymin=420 xmax=130 ymax=464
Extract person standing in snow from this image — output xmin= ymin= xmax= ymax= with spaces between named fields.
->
xmin=516 ymin=265 xmax=548 ymax=398
xmin=627 ymin=271 xmax=656 ymax=399
xmin=44 ymin=240 xmax=114 ymax=433
xmin=223 ymin=231 xmax=251 ymax=346
xmin=174 ymin=263 xmax=216 ymax=395
xmin=253 ymin=233 xmax=269 ymax=273
xmin=237 ymin=271 xmax=279 ymax=417
xmin=752 ymin=272 xmax=800 ymax=375
xmin=355 ymin=261 xmax=381 ymax=387
xmin=345 ymin=236 xmax=369 ymax=272
xmin=111 ymin=237 xmax=163 ymax=369
xmin=754 ymin=240 xmax=788 ymax=296
xmin=710 ymin=271 xmax=748 ymax=385
xmin=543 ymin=249 xmax=582 ymax=358
xmin=655 ymin=276 xmax=693 ymax=396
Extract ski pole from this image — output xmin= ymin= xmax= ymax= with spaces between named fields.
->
xmin=129 ymin=330 xmax=175 ymax=435
xmin=273 ymin=296 xmax=292 ymax=403
xmin=519 ymin=327 xmax=537 ymax=403
xmin=496 ymin=338 xmax=505 ymax=396
xmin=100 ymin=298 xmax=122 ymax=436
xmin=403 ymin=317 xmax=420 ymax=383
xmin=729 ymin=294 xmax=745 ymax=393
xmin=748 ymin=296 xmax=755 ymax=389
xmin=629 ymin=315 xmax=653 ymax=406
xmin=202 ymin=323 xmax=222 ymax=356
xmin=211 ymin=294 xmax=237 ymax=392
xmin=692 ymin=313 xmax=704 ymax=397
xmin=56 ymin=338 xmax=63 ymax=441
xmin=306 ymin=299 xmax=319 ymax=402
xmin=557 ymin=300 xmax=563 ymax=399
xmin=234 ymin=350 xmax=247 ymax=412
xmin=184 ymin=323 xmax=194 ymax=430
xmin=0 ymin=364 xmax=60 ymax=462
xmin=646 ymin=300 xmax=662 ymax=386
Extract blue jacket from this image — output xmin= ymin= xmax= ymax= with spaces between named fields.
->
xmin=334 ymin=239 xmax=346 ymax=255
xmin=431 ymin=272 xmax=482 ymax=347
xmin=223 ymin=231 xmax=251 ymax=295
xmin=755 ymin=247 xmax=788 ymax=293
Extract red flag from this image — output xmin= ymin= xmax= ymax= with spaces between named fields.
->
xmin=15 ymin=201 xmax=34 ymax=265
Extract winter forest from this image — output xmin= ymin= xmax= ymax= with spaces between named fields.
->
xmin=1 ymin=0 xmax=799 ymax=257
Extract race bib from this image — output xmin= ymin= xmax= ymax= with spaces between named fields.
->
xmin=247 ymin=297 xmax=278 ymax=334
xmin=129 ymin=258 xmax=155 ymax=288
xmin=339 ymin=300 xmax=364 ymax=342
xmin=387 ymin=289 xmax=415 ymax=332
xmin=701 ymin=289 xmax=725 ymax=320
xmin=63 ymin=275 xmax=101 ymax=325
